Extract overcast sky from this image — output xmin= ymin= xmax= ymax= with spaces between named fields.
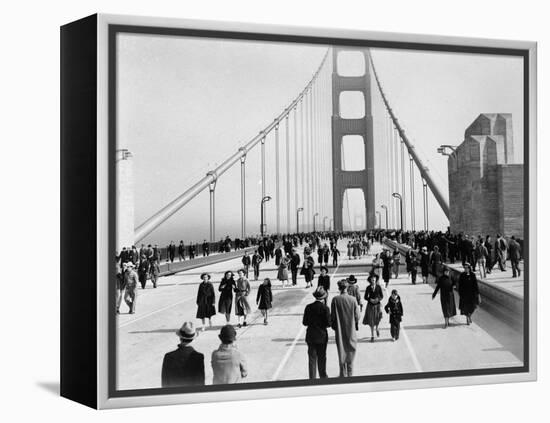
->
xmin=117 ymin=33 xmax=523 ymax=245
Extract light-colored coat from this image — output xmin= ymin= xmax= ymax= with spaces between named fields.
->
xmin=330 ymin=293 xmax=360 ymax=361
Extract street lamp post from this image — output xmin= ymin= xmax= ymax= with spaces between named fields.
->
xmin=261 ymin=196 xmax=272 ymax=237
xmin=313 ymin=212 xmax=319 ymax=232
xmin=375 ymin=211 xmax=381 ymax=229
xmin=380 ymin=205 xmax=388 ymax=229
xmin=392 ymin=193 xmax=403 ymax=231
xmin=296 ymin=207 xmax=304 ymax=233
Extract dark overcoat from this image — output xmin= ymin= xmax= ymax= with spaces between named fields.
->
xmin=458 ymin=272 xmax=479 ymax=315
xmin=218 ymin=277 xmax=236 ymax=314
xmin=303 ymin=300 xmax=331 ymax=344
xmin=433 ymin=274 xmax=457 ymax=318
xmin=161 ymin=345 xmax=205 ymax=387
xmin=196 ymin=281 xmax=216 ymax=318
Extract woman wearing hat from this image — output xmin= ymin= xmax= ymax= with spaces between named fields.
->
xmin=256 ymin=278 xmax=273 ymax=325
xmin=234 ymin=269 xmax=251 ymax=327
xmin=346 ymin=275 xmax=363 ymax=311
xmin=277 ymin=253 xmax=290 ymax=287
xmin=300 ymin=251 xmax=316 ymax=288
xmin=457 ymin=263 xmax=480 ymax=325
xmin=196 ymin=273 xmax=216 ymax=331
xmin=432 ymin=267 xmax=457 ymax=328
xmin=381 ymin=249 xmax=393 ymax=288
xmin=218 ymin=271 xmax=236 ymax=324
xmin=317 ymin=266 xmax=331 ymax=305
xmin=363 ymin=272 xmax=384 ymax=342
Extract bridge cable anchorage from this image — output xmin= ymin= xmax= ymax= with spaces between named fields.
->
xmin=367 ymin=50 xmax=450 ymax=219
xmin=133 ymin=48 xmax=330 ymax=243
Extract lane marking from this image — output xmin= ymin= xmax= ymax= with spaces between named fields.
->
xmin=118 ymin=297 xmax=195 ymax=328
xmin=271 ymin=262 xmax=341 ymax=381
xmin=400 ymin=327 xmax=423 ymax=372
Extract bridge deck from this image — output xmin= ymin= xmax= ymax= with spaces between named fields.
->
xmin=116 ymin=239 xmax=523 ymax=391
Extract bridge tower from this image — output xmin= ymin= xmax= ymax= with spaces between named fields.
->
xmin=331 ymin=48 xmax=375 ymax=231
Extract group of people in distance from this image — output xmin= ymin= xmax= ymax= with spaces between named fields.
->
xmin=196 ymin=270 xmax=273 ymax=330
xmin=121 ymin=227 xmax=522 ymax=387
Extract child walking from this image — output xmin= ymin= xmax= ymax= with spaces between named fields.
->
xmin=384 ymin=289 xmax=404 ymax=341
xmin=256 ymin=278 xmax=273 ymax=325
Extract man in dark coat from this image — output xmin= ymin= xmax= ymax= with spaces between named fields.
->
xmin=302 ymin=287 xmax=331 ymax=379
xmin=290 ymin=248 xmax=301 ymax=286
xmin=241 ymin=251 xmax=251 ymax=278
xmin=178 ymin=241 xmax=185 ymax=261
xmin=508 ymin=236 xmax=521 ymax=277
xmin=161 ymin=322 xmax=205 ymax=387
xmin=167 ymin=241 xmax=176 ymax=263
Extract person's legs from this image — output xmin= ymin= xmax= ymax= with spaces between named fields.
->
xmin=346 ymin=351 xmax=355 ymax=377
xmin=394 ymin=321 xmax=400 ymax=340
xmin=307 ymin=343 xmax=318 ymax=379
xmin=317 ymin=342 xmax=328 ymax=378
xmin=116 ymin=288 xmax=123 ymax=313
xmin=225 ymin=312 xmax=231 ymax=323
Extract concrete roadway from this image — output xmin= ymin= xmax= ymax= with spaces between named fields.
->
xmin=116 ymin=239 xmax=523 ymax=391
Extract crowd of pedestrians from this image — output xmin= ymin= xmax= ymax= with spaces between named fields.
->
xmin=118 ymin=227 xmax=522 ymax=386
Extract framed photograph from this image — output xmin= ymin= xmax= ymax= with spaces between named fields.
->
xmin=60 ymin=14 xmax=537 ymax=409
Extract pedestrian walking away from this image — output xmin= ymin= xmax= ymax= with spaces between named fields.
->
xmin=302 ymin=287 xmax=331 ymax=379
xmin=161 ymin=322 xmax=205 ymax=388
xmin=331 ymin=279 xmax=360 ymax=377
xmin=211 ymin=325 xmax=248 ymax=385
xmin=384 ymin=289 xmax=404 ymax=341
xmin=196 ymin=273 xmax=216 ymax=331
xmin=257 ymin=278 xmax=273 ymax=325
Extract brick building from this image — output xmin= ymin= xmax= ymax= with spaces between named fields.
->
xmin=448 ymin=113 xmax=523 ymax=238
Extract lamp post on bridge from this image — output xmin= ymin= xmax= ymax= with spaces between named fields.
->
xmin=392 ymin=193 xmax=403 ymax=231
xmin=376 ymin=211 xmax=381 ymax=229
xmin=437 ymin=145 xmax=457 ymax=156
xmin=313 ymin=212 xmax=319 ymax=233
xmin=207 ymin=171 xmax=218 ymax=242
xmin=296 ymin=207 xmax=304 ymax=234
xmin=323 ymin=216 xmax=328 ymax=232
xmin=380 ymin=205 xmax=388 ymax=230
xmin=260 ymin=196 xmax=272 ymax=237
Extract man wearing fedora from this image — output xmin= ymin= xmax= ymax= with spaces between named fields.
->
xmin=302 ymin=287 xmax=331 ymax=379
xmin=123 ymin=262 xmax=139 ymax=314
xmin=211 ymin=325 xmax=248 ymax=384
xmin=161 ymin=322 xmax=205 ymax=387
xmin=331 ymin=279 xmax=360 ymax=377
